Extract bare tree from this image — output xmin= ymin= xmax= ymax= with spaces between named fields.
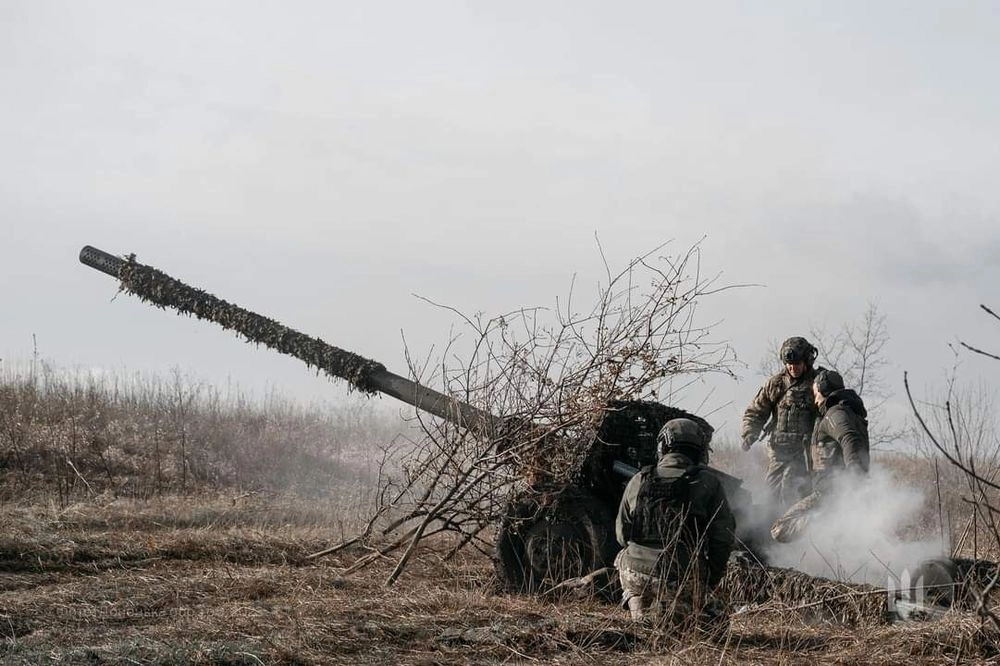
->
xmin=810 ymin=301 xmax=906 ymax=449
xmin=810 ymin=302 xmax=887 ymax=396
xmin=324 ymin=240 xmax=744 ymax=585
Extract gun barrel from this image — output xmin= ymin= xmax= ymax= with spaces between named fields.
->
xmin=80 ymin=245 xmax=125 ymax=278
xmin=612 ymin=460 xmax=639 ymax=478
xmin=368 ymin=367 xmax=494 ymax=432
xmin=79 ymin=245 xmax=496 ymax=434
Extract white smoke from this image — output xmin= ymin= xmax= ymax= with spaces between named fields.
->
xmin=765 ymin=466 xmax=945 ymax=586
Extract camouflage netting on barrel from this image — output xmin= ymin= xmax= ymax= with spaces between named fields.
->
xmin=720 ymin=554 xmax=891 ymax=625
xmin=117 ymin=255 xmax=386 ymax=393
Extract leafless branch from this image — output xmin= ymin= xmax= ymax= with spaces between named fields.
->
xmin=331 ymin=240 xmax=742 ymax=583
xmin=904 ymin=372 xmax=1000 ymax=493
xmin=960 ymin=342 xmax=1000 ymax=362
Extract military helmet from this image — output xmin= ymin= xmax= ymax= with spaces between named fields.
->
xmin=656 ymin=418 xmax=706 ymax=458
xmin=813 ymin=369 xmax=845 ymax=396
xmin=780 ymin=336 xmax=818 ymax=365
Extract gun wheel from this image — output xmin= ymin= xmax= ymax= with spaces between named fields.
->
xmin=493 ymin=488 xmax=616 ymax=595
xmin=910 ymin=557 xmax=957 ymax=608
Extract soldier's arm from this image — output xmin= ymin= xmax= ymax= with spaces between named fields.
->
xmin=704 ymin=482 xmax=736 ymax=587
xmin=827 ymin=410 xmax=870 ymax=474
xmin=740 ymin=376 xmax=781 ymax=441
xmin=616 ymin=475 xmax=642 ymax=548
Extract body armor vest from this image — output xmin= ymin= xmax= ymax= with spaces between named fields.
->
xmin=773 ymin=378 xmax=817 ymax=444
xmin=630 ymin=465 xmax=705 ymax=549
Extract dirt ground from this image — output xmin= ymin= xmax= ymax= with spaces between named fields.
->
xmin=1 ymin=495 xmax=996 ymax=665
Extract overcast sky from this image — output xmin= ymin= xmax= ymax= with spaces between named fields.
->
xmin=2 ymin=1 xmax=998 ymax=443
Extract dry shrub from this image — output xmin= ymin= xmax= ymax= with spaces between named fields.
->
xmin=904 ymin=303 xmax=1000 ymax=629
xmin=0 ymin=361 xmax=404 ymax=505
xmin=332 ymin=240 xmax=742 ymax=582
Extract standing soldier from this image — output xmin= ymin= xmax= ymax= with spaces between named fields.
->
xmin=740 ymin=336 xmax=822 ymax=510
xmin=770 ymin=369 xmax=870 ymax=542
xmin=615 ymin=418 xmax=735 ymax=627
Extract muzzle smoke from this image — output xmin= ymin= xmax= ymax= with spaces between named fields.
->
xmin=765 ymin=467 xmax=943 ymax=586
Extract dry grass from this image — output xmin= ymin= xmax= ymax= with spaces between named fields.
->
xmin=0 ymin=362 xmax=404 ymax=504
xmin=3 ymin=365 xmax=999 ymax=663
xmin=2 ymin=495 xmax=998 ymax=665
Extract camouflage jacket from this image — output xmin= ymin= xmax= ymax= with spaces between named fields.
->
xmin=741 ymin=366 xmax=821 ymax=445
xmin=813 ymin=388 xmax=870 ymax=480
xmin=615 ymin=452 xmax=735 ymax=586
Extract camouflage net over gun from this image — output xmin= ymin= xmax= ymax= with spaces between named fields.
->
xmin=115 ymin=253 xmax=387 ymax=394
xmin=720 ymin=554 xmax=890 ymax=625
xmin=721 ymin=555 xmax=1000 ymax=625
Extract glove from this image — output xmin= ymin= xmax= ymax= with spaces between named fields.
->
xmin=740 ymin=436 xmax=755 ymax=451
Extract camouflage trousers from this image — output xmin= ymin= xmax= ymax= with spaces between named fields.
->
xmin=618 ymin=566 xmax=726 ymax=629
xmin=765 ymin=438 xmax=812 ymax=510
xmin=770 ymin=491 xmax=823 ymax=543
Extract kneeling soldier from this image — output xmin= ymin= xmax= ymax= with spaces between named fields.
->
xmin=615 ymin=418 xmax=735 ymax=626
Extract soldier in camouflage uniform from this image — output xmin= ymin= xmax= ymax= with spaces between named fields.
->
xmin=741 ymin=337 xmax=822 ymax=510
xmin=770 ymin=369 xmax=870 ymax=542
xmin=615 ymin=418 xmax=735 ymax=626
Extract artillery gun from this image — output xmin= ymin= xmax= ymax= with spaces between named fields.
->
xmin=79 ymin=245 xmax=986 ymax=619
xmin=78 ymin=245 xmax=753 ymax=591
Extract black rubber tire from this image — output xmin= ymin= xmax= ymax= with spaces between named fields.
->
xmin=911 ymin=557 xmax=957 ymax=608
xmin=494 ymin=487 xmax=618 ymax=594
